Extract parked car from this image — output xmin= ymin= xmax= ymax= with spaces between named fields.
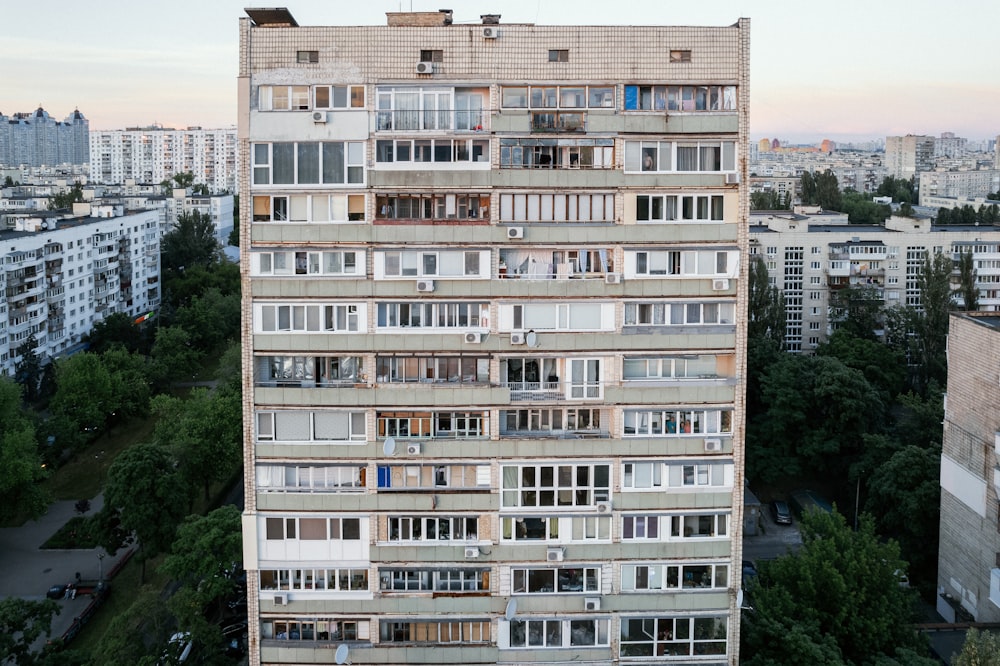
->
xmin=742 ymin=560 xmax=758 ymax=588
xmin=770 ymin=499 xmax=793 ymax=525
xmin=160 ymin=632 xmax=192 ymax=664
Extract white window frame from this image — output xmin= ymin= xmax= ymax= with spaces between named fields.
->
xmin=623 ymin=301 xmax=736 ymax=326
xmin=254 ymin=302 xmax=364 ymax=333
xmin=253 ymin=250 xmax=362 ymax=277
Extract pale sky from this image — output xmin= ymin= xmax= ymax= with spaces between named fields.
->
xmin=2 ymin=0 xmax=999 ymax=143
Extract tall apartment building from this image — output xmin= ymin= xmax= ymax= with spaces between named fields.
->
xmin=885 ymin=134 xmax=935 ymax=180
xmin=918 ymin=170 xmax=1000 ymax=207
xmin=936 ymin=312 xmax=1000 ymax=622
xmin=0 ymin=205 xmax=161 ymax=375
xmin=239 ymin=8 xmax=749 ymax=666
xmin=750 ymin=211 xmax=1000 ymax=352
xmin=0 ymin=107 xmax=90 ymax=168
xmin=89 ymin=126 xmax=238 ymax=193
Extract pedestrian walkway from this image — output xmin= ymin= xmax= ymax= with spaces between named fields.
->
xmin=0 ymin=493 xmax=128 ymax=651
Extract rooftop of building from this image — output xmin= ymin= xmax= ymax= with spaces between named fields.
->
xmin=953 ymin=311 xmax=1000 ymax=331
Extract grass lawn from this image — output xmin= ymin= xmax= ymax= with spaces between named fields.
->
xmin=47 ymin=415 xmax=158 ymax=502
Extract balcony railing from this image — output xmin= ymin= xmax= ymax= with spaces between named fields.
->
xmin=376 ymin=109 xmax=487 ymax=132
xmin=503 ymin=381 xmax=602 ymax=402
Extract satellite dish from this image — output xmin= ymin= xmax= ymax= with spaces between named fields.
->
xmin=504 ymin=598 xmax=518 ymax=621
xmin=736 ymin=589 xmax=745 ymax=609
xmin=525 ymin=330 xmax=538 ymax=348
xmin=382 ymin=437 xmax=396 ymax=456
xmin=335 ymin=644 xmax=350 ymax=665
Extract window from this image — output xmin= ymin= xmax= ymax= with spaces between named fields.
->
xmin=631 ymin=250 xmax=735 ymax=277
xmin=623 ymin=301 xmax=736 ymax=326
xmin=376 ymin=302 xmax=486 ymax=328
xmin=500 ymin=138 xmax=614 ymax=169
xmin=621 ymin=562 xmax=729 ymax=591
xmin=379 ymin=250 xmax=486 ymax=278
xmin=375 ymin=356 xmax=489 ymax=384
xmin=622 ymin=409 xmax=733 ymax=436
xmin=296 ymin=50 xmax=319 ymax=64
xmin=501 ymin=463 xmax=610 ymax=508
xmin=499 ymin=249 xmax=613 ymax=280
xmin=313 ymin=85 xmax=365 ymax=109
xmin=387 ymin=516 xmax=480 ymax=542
xmin=255 ymin=303 xmax=362 ymax=333
xmin=499 ymin=193 xmax=614 ymax=223
xmin=503 ymin=302 xmax=612 ymax=332
xmin=419 ymin=50 xmax=444 ymax=63
xmin=622 ymin=461 xmax=731 ymax=489
xmin=380 ymin=619 xmax=490 ymax=644
xmin=257 ymin=464 xmax=365 ymax=492
xmin=258 ymin=85 xmax=311 ymax=111
xmin=376 ymin=86 xmax=487 ymax=131
xmin=624 ymin=85 xmax=736 ymax=111
xmin=620 ymin=616 xmax=727 ymax=658
xmin=264 ymin=517 xmax=362 ymax=541
xmin=624 ymin=140 xmax=736 ymax=173
xmin=507 ymin=618 xmax=609 ymax=649
xmin=622 ymin=514 xmax=729 ymax=540
xmin=260 ymin=567 xmax=368 ymax=592
xmin=252 ymin=141 xmax=364 ymax=185
xmin=501 ymin=85 xmax=613 ymax=109
xmin=376 ymin=139 xmax=489 ymax=164
xmin=261 ymin=618 xmax=368 ymax=642
xmin=636 ymin=194 xmax=724 ymax=222
xmin=622 ymin=355 xmax=724 ymax=380
xmin=376 ymin=193 xmax=490 ymax=221
xmin=500 ymin=408 xmax=606 ymax=436
xmin=255 ymin=355 xmax=362 ymax=386
xmin=376 ymin=411 xmax=488 ymax=439
xmin=254 ymin=250 xmax=361 ymax=276
xmin=548 ymin=49 xmax=569 ymax=62
xmin=512 ymin=567 xmax=600 ymax=594
xmin=379 ymin=568 xmax=489 ymax=593
xmin=256 ymin=410 xmax=366 ymax=443
xmin=376 ymin=464 xmax=491 ymax=490
xmin=669 ymin=49 xmax=692 ymax=63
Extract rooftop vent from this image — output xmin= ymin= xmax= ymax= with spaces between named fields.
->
xmin=481 ymin=14 xmax=501 ymax=24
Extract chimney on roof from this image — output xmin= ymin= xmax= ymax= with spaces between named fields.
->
xmin=481 ymin=14 xmax=501 ymax=25
xmin=386 ymin=9 xmax=453 ymax=27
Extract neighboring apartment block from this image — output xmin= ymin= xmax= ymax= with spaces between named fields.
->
xmin=0 ymin=204 xmax=161 ymax=376
xmin=885 ymin=134 xmax=935 ymax=180
xmin=750 ymin=212 xmax=1000 ymax=351
xmin=937 ymin=312 xmax=1000 ymax=623
xmin=0 ymin=107 xmax=89 ymax=168
xmin=918 ymin=170 xmax=1000 ymax=207
xmin=89 ymin=126 xmax=239 ymax=193
xmin=239 ymin=8 xmax=749 ymax=666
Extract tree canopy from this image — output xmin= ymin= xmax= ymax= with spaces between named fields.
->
xmin=47 ymin=182 xmax=84 ymax=210
xmin=748 ymin=255 xmax=786 ymax=348
xmin=161 ymin=210 xmax=221 ymax=274
xmin=0 ymin=597 xmax=60 ymax=665
xmin=0 ymin=377 xmax=49 ymax=522
xmin=742 ymin=510 xmax=935 ymax=666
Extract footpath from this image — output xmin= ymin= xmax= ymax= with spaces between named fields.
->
xmin=0 ymin=493 xmax=130 ymax=652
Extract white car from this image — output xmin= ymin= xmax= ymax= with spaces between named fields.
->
xmin=161 ymin=632 xmax=192 ymax=664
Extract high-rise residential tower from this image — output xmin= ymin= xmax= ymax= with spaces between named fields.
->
xmin=239 ymin=8 xmax=750 ymax=666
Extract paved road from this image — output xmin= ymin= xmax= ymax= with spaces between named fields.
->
xmin=0 ymin=493 xmax=129 ymax=652
xmin=743 ymin=506 xmax=803 ymax=565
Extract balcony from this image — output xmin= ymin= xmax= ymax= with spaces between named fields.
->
xmin=46 ymin=286 xmax=65 ymax=301
xmin=504 ymin=380 xmax=603 ymax=402
xmin=375 ymin=109 xmax=489 ymax=133
xmin=531 ymin=111 xmax=585 ymax=133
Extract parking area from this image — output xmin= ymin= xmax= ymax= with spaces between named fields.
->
xmin=743 ymin=500 xmax=804 ymax=565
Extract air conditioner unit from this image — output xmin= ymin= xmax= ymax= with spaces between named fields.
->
xmin=507 ymin=226 xmax=524 ymax=239
xmin=594 ymin=500 xmax=613 ymax=514
xmin=273 ymin=593 xmax=288 ymax=606
xmin=510 ymin=332 xmax=526 ymax=345
xmin=605 ymin=273 xmax=621 ymax=285
xmin=482 ymin=26 xmax=499 ymax=38
xmin=312 ymin=111 xmax=328 ymax=123
xmin=407 ymin=443 xmax=422 ymax=455
xmin=712 ymin=278 xmax=730 ymax=291
xmin=464 ymin=331 xmax=483 ymax=344
xmin=416 ymin=279 xmax=435 ymax=292
xmin=726 ymin=172 xmax=741 ymax=185
xmin=464 ymin=546 xmax=480 ymax=559
xmin=705 ymin=438 xmax=723 ymax=452
xmin=584 ymin=597 xmax=601 ymax=611
xmin=415 ymin=61 xmax=434 ymax=74
xmin=546 ymin=547 xmax=564 ymax=562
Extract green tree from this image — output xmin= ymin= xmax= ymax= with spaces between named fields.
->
xmin=47 ymin=182 xmax=84 ymax=210
xmin=162 ymin=261 xmax=240 ymax=313
xmin=149 ymin=325 xmax=202 ymax=388
xmin=103 ymin=443 xmax=188 ymax=581
xmin=161 ymin=210 xmax=221 ymax=274
xmin=817 ymin=330 xmax=906 ymax=404
xmin=953 ymin=628 xmax=1000 ymax=665
xmin=957 ymin=247 xmax=978 ymax=311
xmin=800 ymin=171 xmax=816 ymax=204
xmin=101 ymin=346 xmax=151 ymax=421
xmin=748 ymin=255 xmax=785 ymax=348
xmin=161 ymin=506 xmax=242 ymax=622
xmin=814 ymin=169 xmax=842 ymax=210
xmin=914 ymin=251 xmax=955 ymax=391
xmin=13 ymin=333 xmax=43 ymax=403
xmin=0 ymin=378 xmax=49 ymax=523
xmin=171 ymin=171 xmax=195 ymax=189
xmin=50 ymin=352 xmax=113 ymax=434
xmin=876 ymin=176 xmax=915 ymax=204
xmin=172 ymin=287 xmax=241 ymax=351
xmin=0 ymin=597 xmax=60 ymax=665
xmin=750 ymin=190 xmax=789 ymax=211
xmin=3 ymin=175 xmax=16 ymax=187
xmin=86 ymin=311 xmax=145 ymax=354
xmin=742 ymin=511 xmax=934 ymax=666
xmin=152 ymin=387 xmax=242 ymax=502
xmin=827 ymin=286 xmax=884 ymax=341
xmin=90 ymin=589 xmax=171 ymax=666
xmin=840 ymin=190 xmax=890 ymax=224
xmin=228 ymin=194 xmax=240 ymax=247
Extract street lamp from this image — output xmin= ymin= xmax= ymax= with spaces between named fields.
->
xmin=97 ymin=552 xmax=106 ymax=582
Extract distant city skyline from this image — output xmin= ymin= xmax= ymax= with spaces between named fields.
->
xmin=2 ymin=0 xmax=999 ymax=141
